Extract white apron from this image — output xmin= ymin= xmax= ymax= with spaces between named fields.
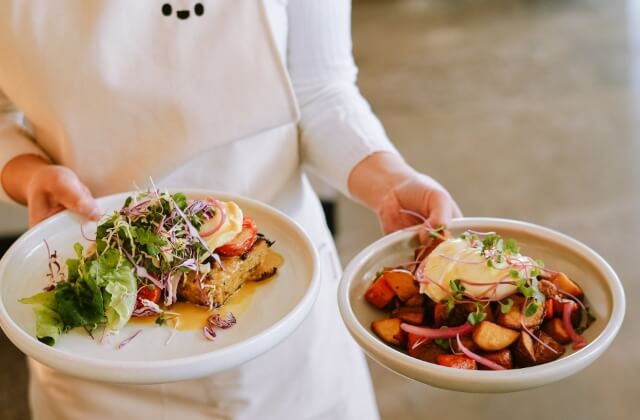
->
xmin=0 ymin=1 xmax=379 ymax=419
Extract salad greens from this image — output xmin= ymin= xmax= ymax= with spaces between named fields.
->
xmin=20 ymin=190 xmax=220 ymax=346
xmin=19 ymin=244 xmax=129 ymax=345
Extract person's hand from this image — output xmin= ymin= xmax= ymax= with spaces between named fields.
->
xmin=348 ymin=152 xmax=462 ymax=238
xmin=1 ymin=154 xmax=100 ymax=227
xmin=376 ymin=173 xmax=462 ymax=237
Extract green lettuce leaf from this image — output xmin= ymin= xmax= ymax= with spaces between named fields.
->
xmin=19 ymin=291 xmax=63 ymax=345
xmin=32 ymin=306 xmax=64 ymax=346
xmin=91 ymin=249 xmax=137 ymax=333
xmin=131 ymin=227 xmax=166 ymax=257
xmin=53 ymin=244 xmax=104 ymax=328
xmin=20 ymin=243 xmax=106 ymax=345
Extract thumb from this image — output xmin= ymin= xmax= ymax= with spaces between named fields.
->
xmin=424 ymin=189 xmax=452 ymax=230
xmin=50 ymin=173 xmax=100 ymax=221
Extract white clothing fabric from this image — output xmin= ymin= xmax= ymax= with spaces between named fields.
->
xmin=0 ymin=0 xmax=396 ymax=203
xmin=0 ymin=1 xmax=398 ymax=419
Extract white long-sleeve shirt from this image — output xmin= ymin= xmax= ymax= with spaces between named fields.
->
xmin=0 ymin=0 xmax=396 ymax=203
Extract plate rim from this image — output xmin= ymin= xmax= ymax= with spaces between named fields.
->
xmin=338 ymin=217 xmax=626 ymax=391
xmin=0 ymin=189 xmax=321 ymax=378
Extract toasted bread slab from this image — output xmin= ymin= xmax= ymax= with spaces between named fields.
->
xmin=178 ymin=239 xmax=272 ymax=307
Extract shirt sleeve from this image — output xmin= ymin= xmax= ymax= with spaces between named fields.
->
xmin=286 ymin=0 xmax=399 ymax=198
xmin=0 ymin=89 xmax=50 ymax=203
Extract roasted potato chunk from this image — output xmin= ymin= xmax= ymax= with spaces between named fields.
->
xmin=371 ymin=318 xmax=405 ymax=347
xmin=405 ymin=294 xmax=426 ymax=307
xmin=434 ymin=303 xmax=468 ymax=327
xmin=433 ymin=303 xmax=448 ymax=327
xmin=542 ymin=318 xmax=571 ymax=344
xmin=550 ymin=272 xmax=583 ymax=299
xmin=534 ymin=331 xmax=565 ymax=364
xmin=480 ymin=349 xmax=513 ymax=369
xmin=436 ymin=354 xmax=477 ymax=370
xmin=451 ymin=334 xmax=479 ymax=353
xmin=472 ymin=321 xmax=519 ymax=351
xmin=539 ymin=279 xmax=561 ymax=300
xmin=513 ymin=331 xmax=537 ymax=366
xmin=496 ymin=295 xmax=544 ymax=330
xmin=391 ymin=306 xmax=425 ymax=325
xmin=544 ymin=299 xmax=554 ymax=318
xmin=414 ymin=342 xmax=447 ymax=363
xmin=365 ymin=276 xmax=395 ymax=309
xmin=514 ymin=330 xmax=565 ymax=366
xmin=383 ymin=270 xmax=419 ymax=301
xmin=407 ymin=333 xmax=431 ymax=357
xmin=462 ymin=302 xmax=495 ymax=323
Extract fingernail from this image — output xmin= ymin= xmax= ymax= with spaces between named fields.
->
xmin=77 ymin=199 xmax=100 ymax=220
xmin=88 ymin=207 xmax=101 ymax=221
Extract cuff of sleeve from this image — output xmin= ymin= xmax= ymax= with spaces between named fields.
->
xmin=0 ymin=121 xmax=49 ymax=204
xmin=327 ymin=136 xmax=400 ymax=200
xmin=300 ymin=94 xmax=401 ymax=199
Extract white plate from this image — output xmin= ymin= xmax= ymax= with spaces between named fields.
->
xmin=0 ymin=190 xmax=320 ymax=384
xmin=338 ymin=218 xmax=625 ymax=393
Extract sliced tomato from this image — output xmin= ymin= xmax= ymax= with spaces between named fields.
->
xmin=135 ymin=285 xmax=161 ymax=310
xmin=216 ymin=217 xmax=258 ymax=257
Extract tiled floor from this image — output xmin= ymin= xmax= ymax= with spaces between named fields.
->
xmin=337 ymin=0 xmax=639 ymax=419
xmin=1 ymin=0 xmax=639 ymax=419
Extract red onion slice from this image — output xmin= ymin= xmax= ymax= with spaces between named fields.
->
xmin=200 ymin=198 xmax=227 ymax=237
xmin=208 ymin=312 xmax=237 ymax=329
xmin=563 ymin=302 xmax=587 ymax=350
xmin=401 ymin=322 xmax=473 ymax=339
xmin=455 ymin=334 xmax=505 ymax=370
xmin=203 ymin=325 xmax=217 ymax=341
xmin=132 ymin=299 xmax=163 ymax=318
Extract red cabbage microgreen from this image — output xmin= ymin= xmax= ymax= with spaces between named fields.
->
xmin=116 ymin=329 xmax=142 ymax=350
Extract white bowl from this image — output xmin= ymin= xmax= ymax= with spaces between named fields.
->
xmin=0 ymin=190 xmax=320 ymax=384
xmin=338 ymin=218 xmax=625 ymax=393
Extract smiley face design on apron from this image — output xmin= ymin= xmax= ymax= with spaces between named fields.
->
xmin=0 ymin=1 xmax=379 ymax=419
xmin=0 ymin=0 xmax=299 ymax=198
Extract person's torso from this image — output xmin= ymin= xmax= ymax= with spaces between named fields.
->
xmin=0 ymin=0 xmax=298 ymax=197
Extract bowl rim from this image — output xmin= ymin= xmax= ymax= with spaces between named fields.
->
xmin=0 ymin=189 xmax=321 ymax=381
xmin=338 ymin=217 xmax=625 ymax=389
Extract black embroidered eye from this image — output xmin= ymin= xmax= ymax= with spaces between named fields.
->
xmin=162 ymin=4 xmax=172 ymax=16
xmin=194 ymin=3 xmax=205 ymax=16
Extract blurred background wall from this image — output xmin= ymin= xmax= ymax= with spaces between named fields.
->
xmin=336 ymin=0 xmax=638 ymax=419
xmin=1 ymin=0 xmax=639 ymax=419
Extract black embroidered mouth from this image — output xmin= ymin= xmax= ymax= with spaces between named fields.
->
xmin=162 ymin=3 xmax=204 ymax=19
xmin=176 ymin=10 xmax=190 ymax=20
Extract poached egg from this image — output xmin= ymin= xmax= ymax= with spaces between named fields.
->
xmin=420 ymin=237 xmax=533 ymax=302
xmin=199 ymin=201 xmax=244 ymax=250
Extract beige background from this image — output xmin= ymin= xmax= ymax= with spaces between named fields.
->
xmin=336 ymin=1 xmax=638 ymax=419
